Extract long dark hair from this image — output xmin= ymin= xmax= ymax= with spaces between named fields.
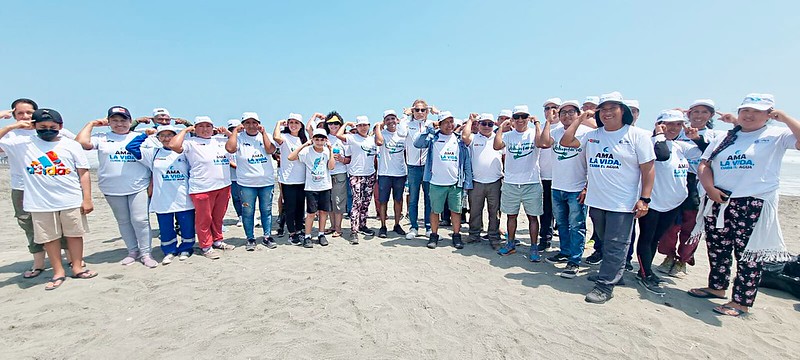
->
xmin=707 ymin=125 xmax=742 ymax=161
xmin=323 ymin=111 xmax=343 ymax=135
xmin=281 ymin=118 xmax=307 ymax=143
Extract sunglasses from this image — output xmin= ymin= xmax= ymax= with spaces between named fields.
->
xmin=544 ymin=106 xmax=559 ymax=111
xmin=413 ymin=108 xmax=428 ymax=113
xmin=512 ymin=114 xmax=529 ymax=120
xmin=559 ymin=109 xmax=578 ymax=116
xmin=479 ymin=121 xmax=494 ymax=126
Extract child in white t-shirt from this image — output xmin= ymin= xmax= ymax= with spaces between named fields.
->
xmin=288 ymin=128 xmax=336 ymax=248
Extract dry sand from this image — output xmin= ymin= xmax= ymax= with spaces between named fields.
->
xmin=0 ymin=167 xmax=798 ymax=359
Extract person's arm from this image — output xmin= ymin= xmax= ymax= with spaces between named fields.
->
xmin=652 ymin=124 xmax=670 ymax=161
xmin=537 ymin=120 xmax=554 ymax=148
xmin=273 ymin=120 xmax=286 ymax=145
xmin=336 ymin=122 xmax=353 ymax=142
xmin=0 ymin=109 xmax=12 ymax=120
xmin=327 ymin=142 xmax=336 ymax=170
xmin=0 ymin=120 xmax=32 ymax=139
xmin=493 ymin=120 xmax=509 ymax=150
xmin=78 ymin=168 xmax=94 ymax=215
xmin=225 ymin=125 xmax=242 ymax=153
xmin=76 ymin=118 xmax=107 ymax=150
xmin=698 ymin=160 xmax=727 ymax=203
xmin=770 ymin=110 xmax=800 ymax=149
xmin=634 ymin=160 xmax=655 ymax=219
xmin=169 ymin=126 xmax=194 ymax=154
xmin=413 ymin=125 xmax=435 ymax=149
xmin=374 ymin=122 xmax=385 ymax=146
xmin=260 ymin=125 xmax=276 ymax=154
xmin=462 ymin=114 xmax=478 ymax=145
xmin=561 ymin=110 xmax=592 ymax=148
xmin=287 ymin=140 xmax=311 ymax=161
xmin=130 ymin=116 xmax=152 ymax=131
xmin=124 ymin=133 xmax=149 ymax=160
xmin=173 ymin=117 xmax=193 ymax=127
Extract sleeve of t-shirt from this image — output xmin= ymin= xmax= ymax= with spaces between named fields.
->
xmin=139 ymin=147 xmax=156 ymax=170
xmin=344 ymin=143 xmax=352 ymax=157
xmin=635 ymin=130 xmax=656 ymax=164
xmin=182 ymin=139 xmax=194 ymax=155
xmin=60 ymin=128 xmax=77 ymax=140
xmin=0 ymin=134 xmax=27 ymax=155
xmin=777 ymin=128 xmax=798 ymax=149
xmin=298 ymin=147 xmax=309 ymax=165
xmin=70 ymin=141 xmax=90 ymax=169
xmin=701 ymin=136 xmax=724 ymax=161
xmin=344 ymin=134 xmax=354 ymax=144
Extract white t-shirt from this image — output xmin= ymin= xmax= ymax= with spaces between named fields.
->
xmin=677 ymin=128 xmax=724 ymax=174
xmin=345 ymin=134 xmax=377 ymax=176
xmin=279 ymin=134 xmax=306 ymax=185
xmin=233 ymin=132 xmax=276 ymax=187
xmin=399 ymin=118 xmax=431 ymax=166
xmin=650 ymin=137 xmax=702 ymax=212
xmin=0 ymin=129 xmax=75 ymax=190
xmin=299 ymin=147 xmax=333 ymax=191
xmin=502 ymin=128 xmax=541 ymax=185
xmin=469 ymin=132 xmax=503 ymax=184
xmin=377 ymin=129 xmax=407 ymax=177
xmin=551 ymin=125 xmax=592 ymax=192
xmin=1 ymin=136 xmax=89 ymax=212
xmin=182 ymin=136 xmax=232 ymax=194
xmin=702 ymin=126 xmax=797 ymax=197
xmin=430 ymin=133 xmax=460 ymax=186
xmin=328 ymin=134 xmax=348 ymax=175
xmin=139 ymin=147 xmax=194 ymax=214
xmin=90 ymin=132 xmax=151 ymax=196
xmin=582 ymin=125 xmax=656 ymax=212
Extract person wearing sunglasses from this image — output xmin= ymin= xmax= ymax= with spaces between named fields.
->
xmin=537 ymin=98 xmax=562 ymax=252
xmin=462 ymin=113 xmax=503 ymax=249
xmin=401 ymin=99 xmax=439 ymax=239
xmin=494 ymin=105 xmax=543 ymax=261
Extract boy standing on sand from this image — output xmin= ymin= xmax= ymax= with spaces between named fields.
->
xmin=288 ymin=128 xmax=336 ymax=248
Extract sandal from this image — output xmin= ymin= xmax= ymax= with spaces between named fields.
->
xmin=332 ymin=231 xmax=342 ymax=238
xmin=688 ymin=288 xmax=726 ymax=299
xmin=71 ymin=269 xmax=98 ymax=279
xmin=45 ymin=276 xmax=66 ymax=291
xmin=713 ymin=304 xmax=747 ymax=317
xmin=23 ymin=268 xmax=45 ymax=279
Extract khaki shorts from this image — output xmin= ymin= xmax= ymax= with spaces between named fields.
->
xmin=430 ymin=184 xmax=462 ymax=214
xmin=500 ymin=182 xmax=543 ymax=216
xmin=31 ymin=208 xmax=88 ymax=244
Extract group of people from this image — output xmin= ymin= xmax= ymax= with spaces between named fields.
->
xmin=1 ymin=93 xmax=796 ymax=317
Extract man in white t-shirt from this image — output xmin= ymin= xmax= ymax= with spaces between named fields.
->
xmin=462 ymin=113 xmax=503 ymax=248
xmin=582 ymin=96 xmax=599 ymax=112
xmin=494 ymin=105 xmax=544 ymax=261
xmin=375 ymin=109 xmax=408 ymax=238
xmin=288 ymin=128 xmax=336 ymax=248
xmin=538 ymin=98 xmax=562 ymax=252
xmin=0 ymin=108 xmax=96 ymax=290
xmin=131 ymin=107 xmax=192 ymax=131
xmin=401 ymin=99 xmax=439 ymax=239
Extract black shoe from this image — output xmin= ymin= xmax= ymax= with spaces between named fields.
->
xmin=262 ymin=236 xmax=277 ymax=249
xmin=537 ymin=241 xmax=551 ymax=252
xmin=359 ymin=226 xmax=375 ymax=236
xmin=427 ymin=233 xmax=440 ymax=249
xmin=276 ymin=228 xmax=285 ymax=237
xmin=585 ymin=250 xmax=603 ymax=265
xmin=561 ymin=263 xmax=580 ymax=279
xmin=452 ymin=233 xmax=464 ymax=249
xmin=625 ymin=261 xmax=635 ymax=272
xmin=545 ymin=253 xmax=570 ymax=264
xmin=290 ymin=233 xmax=302 ymax=246
xmin=318 ymin=234 xmax=329 ymax=246
xmin=303 ymin=236 xmax=313 ymax=248
xmin=585 ymin=287 xmax=613 ymax=304
xmin=245 ymin=240 xmax=256 ymax=251
xmin=393 ymin=225 xmax=406 ymax=236
xmin=637 ymin=274 xmax=666 ymax=295
xmin=378 ymin=226 xmax=388 ymax=238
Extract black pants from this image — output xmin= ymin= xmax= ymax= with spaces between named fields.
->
xmin=538 ymin=179 xmax=554 ymax=243
xmin=282 ymin=184 xmax=306 ymax=234
xmin=636 ymin=207 xmax=681 ymax=278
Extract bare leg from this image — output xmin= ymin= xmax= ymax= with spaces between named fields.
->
xmin=304 ymin=213 xmax=315 ymax=235
xmin=527 ymin=215 xmax=539 ymax=247
xmin=431 ymin=213 xmax=440 ymax=235
xmin=452 ymin=212 xmax=462 ymax=234
xmin=65 ymin=237 xmax=86 ymax=275
xmin=393 ymin=200 xmax=403 ymax=227
xmin=379 ymin=202 xmax=388 ymax=228
xmin=507 ymin=214 xmax=518 ymax=243
xmin=318 ymin=211 xmax=328 ymax=234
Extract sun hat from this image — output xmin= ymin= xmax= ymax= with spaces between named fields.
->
xmin=356 ymin=115 xmax=370 ymax=125
xmin=194 ymin=116 xmax=213 ymax=125
xmin=737 ymin=93 xmax=775 ymax=111
xmin=543 ymin=98 xmax=562 ymax=107
xmin=153 ymin=108 xmax=170 ymax=117
xmin=688 ymin=99 xmax=716 ymax=113
xmin=155 ymin=125 xmax=179 ymax=135
xmin=624 ymin=100 xmax=640 ymax=110
xmin=383 ymin=110 xmax=398 ymax=119
xmin=287 ymin=113 xmax=303 ymax=122
xmin=583 ymin=96 xmax=600 ymax=106
xmin=498 ymin=109 xmax=512 ymax=118
xmin=241 ymin=112 xmax=260 ymax=122
xmin=558 ymin=100 xmax=582 ymax=114
xmin=656 ymin=109 xmax=687 ymax=123
xmin=512 ymin=105 xmax=530 ymax=115
xmin=226 ymin=119 xmax=241 ymax=129
xmin=312 ymin=128 xmax=328 ymax=138
xmin=594 ymin=91 xmax=634 ymax=127
xmin=437 ymin=111 xmax=454 ymax=121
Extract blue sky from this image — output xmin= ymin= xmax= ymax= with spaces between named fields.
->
xmin=3 ymin=0 xmax=799 ymax=132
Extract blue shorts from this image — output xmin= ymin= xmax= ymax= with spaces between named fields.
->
xmin=378 ymin=175 xmax=406 ymax=203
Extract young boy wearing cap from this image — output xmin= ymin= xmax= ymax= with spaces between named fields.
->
xmin=462 ymin=112 xmax=503 ymax=249
xmin=77 ymin=106 xmax=157 ymax=268
xmin=413 ymin=111 xmax=473 ymax=249
xmin=494 ymin=105 xmax=544 ymax=261
xmin=126 ymin=125 xmax=196 ymax=264
xmin=225 ymin=112 xmax=278 ymax=250
xmin=336 ymin=115 xmax=378 ymax=244
xmin=0 ymin=108 xmax=97 ymax=290
xmin=537 ymin=98 xmax=562 ymax=252
xmin=288 ymin=128 xmax=336 ymax=248
xmin=375 ymin=110 xmax=408 ymax=238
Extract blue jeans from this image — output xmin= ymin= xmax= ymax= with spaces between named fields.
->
xmin=156 ymin=210 xmax=196 ymax=256
xmin=407 ymin=165 xmax=431 ymax=231
xmin=240 ymin=185 xmax=274 ymax=240
xmin=552 ymin=189 xmax=587 ymax=265
xmin=346 ymin=175 xmax=353 ymax=214
xmin=230 ymin=181 xmax=243 ymax=217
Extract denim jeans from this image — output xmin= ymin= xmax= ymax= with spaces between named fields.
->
xmin=552 ymin=189 xmax=587 ymax=266
xmin=230 ymin=181 xmax=243 ymax=217
xmin=240 ymin=185 xmax=274 ymax=240
xmin=407 ymin=165 xmax=431 ymax=231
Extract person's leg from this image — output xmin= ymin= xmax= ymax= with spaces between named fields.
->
xmin=209 ymin=186 xmax=231 ymax=242
xmin=728 ymin=198 xmax=765 ymax=309
xmin=594 ymin=210 xmax=635 ymax=295
xmin=13 ymin=189 xmax=46 ymax=274
xmin=566 ymin=191 xmax=587 ymax=265
xmin=128 ymin=190 xmax=153 ymax=257
xmin=486 ymin=180 xmax=502 ymax=244
xmin=651 ymin=208 xmax=681 ymax=264
xmin=190 ymin=192 xmax=214 ymax=250
xmin=448 ymin=186 xmax=463 ymax=234
xmin=507 ymin=215 xmax=518 ymax=243
xmin=406 ymin=166 xmax=423 ymax=231
xmin=377 ymin=176 xmax=390 ymax=227
xmin=422 ymin=180 xmax=431 ymax=232
xmin=635 ymin=210 xmax=660 ymax=278
xmin=362 ymin=175 xmax=376 ymax=227
xmin=500 ymin=182 xmax=522 ymax=250
xmin=538 ymin=179 xmax=554 ymax=246
xmin=43 ymin=239 xmax=65 ymax=282
xmin=627 ymin=222 xmax=636 ymax=262
xmin=285 ymin=184 xmax=304 ymax=235
xmin=105 ymin=194 xmax=140 ymax=259
xmin=392 ymin=176 xmax=405 ymax=228
xmin=258 ymin=186 xmax=274 ymax=238
xmin=65 ymin=236 xmax=88 ymax=276
xmin=657 ymin=222 xmax=681 ymax=259
xmin=677 ymin=209 xmax=700 ymax=265
xmin=551 ymin=190 xmax=571 ymax=256
xmin=277 ymin=183 xmax=286 ymax=234
xmin=428 ymin=184 xmax=447 ymax=238
xmin=175 ymin=209 xmax=196 ymax=254
xmin=156 ymin=213 xmax=179 ymax=255
xmin=230 ymin=181 xmax=243 ymax=218
xmin=522 ymin=183 xmax=544 ymax=249
xmin=240 ymin=186 xmax=258 ymax=240
xmin=468 ymin=182 xmax=486 ymax=241
xmin=346 ymin=175 xmax=353 ymax=214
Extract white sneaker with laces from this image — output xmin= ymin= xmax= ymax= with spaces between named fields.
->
xmin=405 ymin=228 xmax=417 ymax=240
xmin=162 ymin=254 xmax=175 ymax=265
xmin=178 ymin=252 xmax=190 ymax=261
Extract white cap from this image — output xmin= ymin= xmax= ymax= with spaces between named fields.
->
xmin=227 ymin=119 xmax=241 ymax=128
xmin=437 ymin=111 xmax=454 ymax=121
xmin=738 ymin=93 xmax=775 ymax=111
xmin=624 ymin=100 xmax=640 ymax=110
xmin=453 ymin=118 xmax=464 ymax=127
xmin=498 ymin=109 xmax=513 ymax=118
xmin=383 ymin=109 xmax=398 ymax=119
xmin=656 ymin=109 xmax=687 ymax=123
xmin=598 ymin=92 xmax=626 ymax=107
xmin=241 ymin=112 xmax=260 ymax=122
xmin=312 ymin=128 xmax=328 ymax=137
xmin=689 ymin=99 xmax=716 ymax=112
xmin=155 ymin=125 xmax=179 ymax=135
xmin=194 ymin=116 xmax=213 ymax=125
xmin=479 ymin=113 xmax=495 ymax=121
xmin=543 ymin=98 xmax=562 ymax=107
xmin=512 ymin=105 xmax=530 ymax=115
xmin=583 ymin=96 xmax=600 ymax=105
xmin=287 ymin=113 xmax=303 ymax=122
xmin=356 ymin=115 xmax=370 ymax=125
xmin=153 ymin=108 xmax=170 ymax=117
xmin=558 ymin=100 xmax=582 ymax=113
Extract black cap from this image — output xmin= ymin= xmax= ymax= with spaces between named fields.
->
xmin=32 ymin=109 xmax=63 ymax=124
xmin=107 ymin=106 xmax=132 ymax=120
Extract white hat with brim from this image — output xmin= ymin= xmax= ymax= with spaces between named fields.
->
xmin=356 ymin=115 xmax=370 ymax=125
xmin=383 ymin=110 xmax=398 ymax=119
xmin=512 ymin=105 xmax=530 ymax=115
xmin=312 ymin=128 xmax=328 ymax=138
xmin=241 ymin=112 xmax=260 ymax=123
xmin=543 ymin=98 xmax=562 ymax=107
xmin=583 ymin=96 xmax=600 ymax=105
xmin=558 ymin=100 xmax=582 ymax=114
xmin=498 ymin=110 xmax=512 ymax=118
xmin=594 ymin=91 xmax=634 ymax=127
xmin=194 ymin=116 xmax=213 ymax=126
xmin=227 ymin=119 xmax=241 ymax=129
xmin=624 ymin=100 xmax=640 ymax=110
xmin=656 ymin=109 xmax=687 ymax=123
xmin=689 ymin=99 xmax=716 ymax=113
xmin=437 ymin=111 xmax=454 ymax=122
xmin=287 ymin=113 xmax=303 ymax=122
xmin=155 ymin=125 xmax=179 ymax=135
xmin=479 ymin=113 xmax=495 ymax=121
xmin=153 ymin=108 xmax=170 ymax=117
xmin=737 ymin=93 xmax=775 ymax=111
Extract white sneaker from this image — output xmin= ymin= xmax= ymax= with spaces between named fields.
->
xmin=178 ymin=252 xmax=190 ymax=261
xmin=405 ymin=228 xmax=417 ymax=240
xmin=236 ymin=216 xmax=243 ymax=227
xmin=162 ymin=254 xmax=175 ymax=265
xmin=425 ymin=230 xmax=432 ymax=238
xmin=222 ymin=224 xmax=227 ymax=232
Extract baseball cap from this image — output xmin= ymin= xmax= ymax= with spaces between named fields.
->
xmin=312 ymin=128 xmax=328 ymax=138
xmin=241 ymin=112 xmax=260 ymax=122
xmin=624 ymin=100 xmax=640 ymax=110
xmin=155 ymin=125 xmax=179 ymax=135
xmin=688 ymin=99 xmax=716 ymax=113
xmin=437 ymin=111 xmax=454 ymax=121
xmin=656 ymin=109 xmax=687 ymax=123
xmin=287 ymin=113 xmax=303 ymax=122
xmin=32 ymin=109 xmax=63 ymax=124
xmin=498 ymin=109 xmax=513 ymax=118
xmin=194 ymin=116 xmax=213 ymax=126
xmin=543 ymin=98 xmax=562 ymax=107
xmin=558 ymin=100 xmax=582 ymax=114
xmin=383 ymin=109 xmax=399 ymax=119
xmin=479 ymin=113 xmax=495 ymax=122
xmin=512 ymin=105 xmax=530 ymax=115
xmin=737 ymin=93 xmax=774 ymax=111
xmin=107 ymin=106 xmax=132 ymax=120
xmin=153 ymin=108 xmax=170 ymax=117
xmin=356 ymin=115 xmax=370 ymax=125
xmin=227 ymin=119 xmax=241 ymax=129
xmin=583 ymin=96 xmax=600 ymax=105
xmin=594 ymin=91 xmax=634 ymax=126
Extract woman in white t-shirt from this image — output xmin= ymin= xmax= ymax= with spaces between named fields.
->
xmin=322 ymin=112 xmax=350 ymax=237
xmin=126 ymin=125 xmax=195 ymax=264
xmin=688 ymin=94 xmax=798 ymax=317
xmin=76 ymin=106 xmax=156 ymax=268
xmin=336 ymin=116 xmax=378 ymax=244
xmin=273 ymin=113 xmax=308 ymax=245
xmin=169 ymin=116 xmax=235 ymax=260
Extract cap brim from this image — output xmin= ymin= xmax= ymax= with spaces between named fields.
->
xmin=108 ymin=112 xmax=131 ymax=119
xmin=737 ymin=104 xmax=772 ymax=111
xmin=242 ymin=118 xmax=260 ymax=123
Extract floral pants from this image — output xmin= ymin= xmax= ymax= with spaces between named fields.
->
xmin=350 ymin=174 xmax=376 ymax=232
xmin=704 ymin=197 xmax=764 ymax=307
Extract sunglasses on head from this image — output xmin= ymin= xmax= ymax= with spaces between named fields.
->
xmin=479 ymin=121 xmax=494 ymax=126
xmin=414 ymin=108 xmax=428 ymax=113
xmin=512 ymin=114 xmax=529 ymax=120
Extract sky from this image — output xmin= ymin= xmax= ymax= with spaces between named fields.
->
xmin=3 ymin=0 xmax=800 ymax=133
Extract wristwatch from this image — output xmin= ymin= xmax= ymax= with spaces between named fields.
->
xmin=639 ymin=197 xmax=651 ymax=204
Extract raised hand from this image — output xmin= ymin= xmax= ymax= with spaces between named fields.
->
xmin=135 ymin=116 xmax=152 ymax=124
xmin=144 ymin=128 xmax=157 ymax=136
xmin=683 ymin=124 xmax=700 ymax=140
xmin=716 ymin=111 xmax=737 ymax=124
xmin=654 ymin=123 xmax=666 ymax=135
xmin=92 ymin=118 xmax=109 ymax=127
xmin=0 ymin=109 xmax=12 ymax=119
xmin=15 ymin=120 xmax=34 ymax=130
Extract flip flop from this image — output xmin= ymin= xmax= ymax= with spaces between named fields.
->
xmin=713 ymin=305 xmax=747 ymax=317
xmin=687 ymin=288 xmax=726 ymax=299
xmin=71 ymin=269 xmax=98 ymax=279
xmin=45 ymin=276 xmax=66 ymax=291
xmin=23 ymin=268 xmax=45 ymax=279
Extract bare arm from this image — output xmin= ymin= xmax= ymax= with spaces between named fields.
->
xmin=771 ymin=110 xmax=800 ymax=149
xmin=76 ymin=118 xmax=107 ymax=150
xmin=260 ymin=126 xmax=276 ymax=154
xmin=0 ymin=120 xmax=32 ymax=139
xmin=78 ymin=168 xmax=94 ymax=215
xmin=169 ymin=126 xmax=194 ymax=154
xmin=273 ymin=120 xmax=286 ymax=145
xmin=634 ymin=160 xmax=655 ymax=218
xmin=374 ymin=122 xmax=385 ymax=146
xmin=327 ymin=143 xmax=336 ymax=170
xmin=561 ymin=110 xmax=593 ymax=148
xmin=287 ymin=140 xmax=311 ymax=161
xmin=493 ymin=121 xmax=507 ymax=150
xmin=462 ymin=114 xmax=478 ymax=145
xmin=336 ymin=122 xmax=353 ymax=142
xmin=225 ymin=125 xmax=242 ymax=153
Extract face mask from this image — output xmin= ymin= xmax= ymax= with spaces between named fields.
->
xmin=36 ymin=129 xmax=59 ymax=141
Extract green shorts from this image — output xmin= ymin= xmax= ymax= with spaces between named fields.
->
xmin=500 ymin=182 xmax=543 ymax=216
xmin=430 ymin=184 xmax=462 ymax=214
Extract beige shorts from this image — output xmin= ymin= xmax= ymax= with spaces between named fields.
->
xmin=31 ymin=208 xmax=88 ymax=244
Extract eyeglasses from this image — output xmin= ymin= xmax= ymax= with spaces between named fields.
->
xmin=512 ymin=114 xmax=529 ymax=120
xmin=559 ymin=109 xmax=578 ymax=116
xmin=544 ymin=106 xmax=559 ymax=111
xmin=479 ymin=121 xmax=494 ymax=126
xmin=414 ymin=108 xmax=428 ymax=113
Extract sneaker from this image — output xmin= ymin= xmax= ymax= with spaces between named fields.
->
xmin=178 ymin=252 xmax=190 ymax=261
xmin=405 ymin=228 xmax=418 ymax=240
xmin=512 ymin=239 xmax=521 ymax=247
xmin=586 ymin=274 xmax=625 ymax=286
xmin=656 ymin=257 xmax=675 ymax=274
xmin=393 ymin=225 xmax=406 ymax=236
xmin=245 ymin=240 xmax=257 ymax=251
xmin=668 ymin=260 xmax=687 ymax=278
xmin=425 ymin=229 xmax=432 ymax=238
xmin=625 ymin=261 xmax=634 ymax=272
xmin=427 ymin=233 xmax=439 ymax=249
xmin=351 ymin=232 xmax=360 ymax=245
xmin=561 ymin=263 xmax=580 ymax=279
xmin=120 ymin=251 xmax=140 ymax=266
xmin=202 ymin=249 xmax=220 ymax=260
xmin=585 ymin=251 xmax=603 ymax=265
xmin=545 ymin=253 xmax=570 ymax=264
xmin=528 ymin=247 xmax=541 ymax=262
xmin=452 ymin=233 xmax=464 ymax=249
xmin=162 ymin=254 xmax=175 ymax=265
xmin=537 ymin=241 xmax=551 ymax=252
xmin=359 ymin=227 xmax=375 ymax=236
xmin=236 ymin=216 xmax=243 ymax=227
xmin=261 ymin=236 xmax=278 ymax=249
xmin=585 ymin=287 xmax=613 ymax=304
xmin=290 ymin=233 xmax=303 ymax=246
xmin=213 ymin=242 xmax=235 ymax=251
xmin=638 ymin=274 xmax=666 ymax=295
xmin=141 ymin=254 xmax=158 ymax=268
xmin=318 ymin=234 xmax=329 ymax=246
xmin=378 ymin=226 xmax=388 ymax=238
xmin=303 ymin=236 xmax=313 ymax=248
xmin=276 ymin=228 xmax=285 ymax=237
xmin=497 ymin=243 xmax=516 ymax=256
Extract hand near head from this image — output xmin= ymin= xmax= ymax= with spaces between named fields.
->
xmin=14 ymin=120 xmax=34 ymax=130
xmin=429 ymin=106 xmax=440 ymax=115
xmin=144 ymin=128 xmax=157 ymax=136
xmin=546 ymin=109 xmax=558 ymax=123
xmin=716 ymin=111 xmax=737 ymax=124
xmin=683 ymin=124 xmax=700 ymax=140
xmin=135 ymin=116 xmax=152 ymax=124
xmin=183 ymin=125 xmax=195 ymax=133
xmin=92 ymin=118 xmax=109 ymax=127
xmin=769 ymin=109 xmax=789 ymax=123
xmin=174 ymin=117 xmax=190 ymax=126
xmin=654 ymin=123 xmax=666 ymax=135
xmin=257 ymin=125 xmax=266 ymax=134
xmin=0 ymin=109 xmax=12 ymax=119
xmin=500 ymin=119 xmax=512 ymax=132
xmin=403 ymin=108 xmax=412 ymax=116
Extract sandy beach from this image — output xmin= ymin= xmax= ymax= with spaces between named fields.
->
xmin=1 ymin=166 xmax=798 ymax=360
